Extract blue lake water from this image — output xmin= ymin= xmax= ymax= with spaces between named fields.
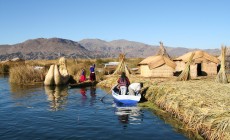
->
xmin=0 ymin=76 xmax=188 ymax=140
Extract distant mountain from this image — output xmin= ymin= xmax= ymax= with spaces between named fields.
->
xmin=0 ymin=38 xmax=94 ymax=60
xmin=79 ymin=39 xmax=220 ymax=58
xmin=79 ymin=39 xmax=159 ymax=58
xmin=0 ymin=38 xmax=221 ymax=60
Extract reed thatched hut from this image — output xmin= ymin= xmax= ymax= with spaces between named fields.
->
xmin=174 ymin=50 xmax=219 ymax=78
xmin=138 ymin=42 xmax=176 ymax=77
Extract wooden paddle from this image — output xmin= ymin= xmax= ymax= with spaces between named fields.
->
xmin=100 ymin=84 xmax=118 ymax=101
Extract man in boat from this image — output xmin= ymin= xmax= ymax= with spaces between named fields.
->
xmin=128 ymin=82 xmax=143 ymax=96
xmin=89 ymin=64 xmax=96 ymax=81
xmin=117 ymin=72 xmax=130 ymax=95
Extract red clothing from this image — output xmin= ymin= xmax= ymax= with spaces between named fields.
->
xmin=117 ymin=77 xmax=130 ymax=87
xmin=79 ymin=69 xmax=86 ymax=82
xmin=79 ymin=75 xmax=86 ymax=82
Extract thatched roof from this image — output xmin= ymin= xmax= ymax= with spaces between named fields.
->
xmin=174 ymin=50 xmax=219 ymax=64
xmin=138 ymin=55 xmax=176 ymax=69
xmin=138 ymin=42 xmax=176 ymax=69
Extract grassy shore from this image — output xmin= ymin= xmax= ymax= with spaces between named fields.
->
xmin=98 ymin=75 xmax=230 ymax=140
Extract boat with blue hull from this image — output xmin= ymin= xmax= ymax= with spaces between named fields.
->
xmin=112 ymin=86 xmax=141 ymax=105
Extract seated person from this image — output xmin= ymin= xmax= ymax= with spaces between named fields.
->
xmin=128 ymin=82 xmax=143 ymax=95
xmin=117 ymin=72 xmax=130 ymax=95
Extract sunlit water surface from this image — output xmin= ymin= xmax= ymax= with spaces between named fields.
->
xmin=0 ymin=76 xmax=188 ymax=140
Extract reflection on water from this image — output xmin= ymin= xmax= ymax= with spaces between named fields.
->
xmin=10 ymin=83 xmax=43 ymax=99
xmin=76 ymin=87 xmax=97 ymax=106
xmin=80 ymin=88 xmax=87 ymax=97
xmin=0 ymin=76 xmax=189 ymax=140
xmin=114 ymin=103 xmax=143 ymax=129
xmin=89 ymin=86 xmax=96 ymax=106
xmin=44 ymin=86 xmax=68 ymax=111
xmin=90 ymin=86 xmax=96 ymax=97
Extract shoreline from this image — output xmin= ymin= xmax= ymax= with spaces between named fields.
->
xmin=98 ymin=75 xmax=230 ymax=140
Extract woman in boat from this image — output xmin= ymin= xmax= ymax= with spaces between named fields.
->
xmin=79 ymin=69 xmax=86 ymax=83
xmin=117 ymin=72 xmax=130 ymax=95
xmin=128 ymin=82 xmax=143 ymax=96
xmin=89 ymin=64 xmax=96 ymax=81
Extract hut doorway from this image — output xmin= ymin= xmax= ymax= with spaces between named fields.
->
xmin=197 ymin=63 xmax=202 ymax=76
xmin=217 ymin=64 xmax=221 ymax=73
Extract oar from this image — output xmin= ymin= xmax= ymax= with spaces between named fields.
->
xmin=100 ymin=84 xmax=117 ymax=101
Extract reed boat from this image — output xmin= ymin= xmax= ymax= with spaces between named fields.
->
xmin=68 ymin=81 xmax=97 ymax=88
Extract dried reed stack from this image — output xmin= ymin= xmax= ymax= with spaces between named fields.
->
xmin=177 ymin=52 xmax=195 ymax=81
xmin=216 ymin=46 xmax=228 ymax=83
xmin=157 ymin=41 xmax=170 ymax=58
xmin=113 ymin=54 xmax=131 ymax=78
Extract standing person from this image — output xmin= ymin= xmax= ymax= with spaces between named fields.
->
xmin=117 ymin=72 xmax=130 ymax=95
xmin=128 ymin=82 xmax=143 ymax=96
xmin=89 ymin=64 xmax=96 ymax=81
xmin=79 ymin=69 xmax=86 ymax=82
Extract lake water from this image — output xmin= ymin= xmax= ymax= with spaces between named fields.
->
xmin=0 ymin=76 xmax=188 ymax=140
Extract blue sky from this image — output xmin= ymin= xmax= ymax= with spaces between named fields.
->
xmin=0 ymin=0 xmax=229 ymax=49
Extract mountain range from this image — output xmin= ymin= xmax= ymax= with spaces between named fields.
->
xmin=0 ymin=38 xmax=221 ymax=60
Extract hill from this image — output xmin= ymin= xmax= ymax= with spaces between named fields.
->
xmin=0 ymin=38 xmax=93 ymax=60
xmin=0 ymin=38 xmax=221 ymax=60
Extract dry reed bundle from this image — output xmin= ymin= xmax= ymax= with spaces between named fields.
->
xmin=97 ymin=75 xmax=119 ymax=88
xmin=113 ymin=54 xmax=131 ymax=78
xmin=9 ymin=65 xmax=45 ymax=84
xmin=157 ymin=42 xmax=170 ymax=58
xmin=0 ymin=64 xmax=10 ymax=73
xmin=144 ymin=79 xmax=230 ymax=140
xmin=177 ymin=52 xmax=195 ymax=81
xmin=216 ymin=46 xmax=228 ymax=83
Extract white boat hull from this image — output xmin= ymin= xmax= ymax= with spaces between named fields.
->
xmin=112 ymin=88 xmax=141 ymax=105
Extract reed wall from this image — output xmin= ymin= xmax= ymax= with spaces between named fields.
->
xmin=202 ymin=62 xmax=218 ymax=75
xmin=140 ymin=64 xmax=174 ymax=77
xmin=190 ymin=64 xmax=197 ymax=79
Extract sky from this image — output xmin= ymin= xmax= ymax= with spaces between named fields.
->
xmin=0 ymin=0 xmax=229 ymax=49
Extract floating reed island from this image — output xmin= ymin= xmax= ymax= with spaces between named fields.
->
xmin=98 ymin=75 xmax=230 ymax=140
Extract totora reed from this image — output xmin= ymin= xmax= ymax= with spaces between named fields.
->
xmin=99 ymin=75 xmax=230 ymax=140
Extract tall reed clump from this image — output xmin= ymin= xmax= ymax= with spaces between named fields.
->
xmin=0 ymin=64 xmax=10 ymax=74
xmin=9 ymin=64 xmax=45 ymax=84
